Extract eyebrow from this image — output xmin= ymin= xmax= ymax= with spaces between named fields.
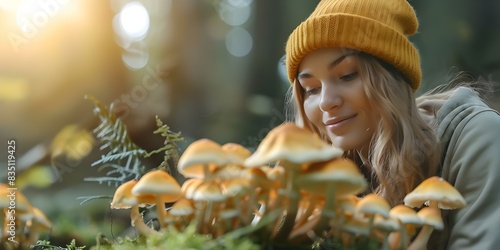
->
xmin=297 ymin=52 xmax=356 ymax=79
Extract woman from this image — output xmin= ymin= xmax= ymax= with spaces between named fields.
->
xmin=284 ymin=0 xmax=500 ymax=249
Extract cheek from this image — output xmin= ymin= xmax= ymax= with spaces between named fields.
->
xmin=303 ymin=97 xmax=322 ymax=127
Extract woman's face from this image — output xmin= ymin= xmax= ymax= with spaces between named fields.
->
xmin=297 ymin=48 xmax=378 ymax=152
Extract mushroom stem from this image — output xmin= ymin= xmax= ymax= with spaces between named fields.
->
xmin=130 ymin=205 xmax=162 ymax=236
xmin=389 ymin=223 xmax=409 ymax=250
xmin=407 ymin=225 xmax=433 ymax=250
xmin=155 ymin=196 xmax=167 ymax=228
xmin=274 ymin=166 xmax=300 ymax=242
xmin=295 ymin=197 xmax=317 ymax=228
xmin=194 ymin=201 xmax=207 ymax=234
xmin=25 ymin=221 xmax=41 ymax=248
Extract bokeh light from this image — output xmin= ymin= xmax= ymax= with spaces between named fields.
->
xmin=225 ymin=26 xmax=252 ymax=57
xmin=117 ymin=1 xmax=149 ymax=41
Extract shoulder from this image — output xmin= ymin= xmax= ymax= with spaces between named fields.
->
xmin=436 ymin=87 xmax=499 ymax=143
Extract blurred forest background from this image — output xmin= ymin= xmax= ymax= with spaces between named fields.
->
xmin=1 ymin=0 xmax=499 ymax=247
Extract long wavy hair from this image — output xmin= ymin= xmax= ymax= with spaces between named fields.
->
xmin=285 ymin=51 xmax=441 ymax=206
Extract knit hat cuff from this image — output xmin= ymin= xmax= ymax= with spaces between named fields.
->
xmin=286 ymin=14 xmax=421 ymax=91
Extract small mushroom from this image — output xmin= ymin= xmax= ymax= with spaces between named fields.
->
xmin=132 ymin=170 xmax=183 ymax=228
xmin=407 ymin=207 xmax=444 ymax=250
xmin=25 ymin=207 xmax=52 ymax=247
xmin=169 ymin=198 xmax=195 ymax=230
xmin=355 ymin=194 xmax=391 ymax=238
xmin=373 ymin=215 xmax=399 ymax=250
xmin=191 ymin=180 xmax=227 ymax=234
xmin=177 ymin=139 xmax=228 ymax=179
xmin=110 ymin=180 xmax=161 ymax=236
xmin=388 ymin=205 xmax=423 ymax=249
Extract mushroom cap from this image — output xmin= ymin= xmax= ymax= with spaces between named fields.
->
xmin=404 ymin=176 xmax=466 ymax=209
xmin=192 ymin=181 xmax=226 ymax=202
xmin=177 ymin=139 xmax=228 ymax=178
xmin=336 ymin=195 xmax=360 ymax=218
xmin=132 ymin=170 xmax=182 ymax=203
xmin=356 ymin=194 xmax=391 ymax=219
xmin=221 ymin=143 xmax=251 ymax=165
xmin=212 ymin=164 xmax=245 ymax=179
xmin=296 ymin=158 xmax=367 ymax=198
xmin=417 ymin=207 xmax=444 ymax=230
xmin=110 ymin=180 xmax=156 ymax=209
xmin=244 ymin=123 xmax=343 ymax=167
xmin=181 ymin=178 xmax=203 ymax=199
xmin=373 ymin=214 xmax=400 ymax=232
xmin=169 ymin=198 xmax=195 ymax=216
xmin=342 ymin=216 xmax=370 ymax=236
xmin=389 ymin=205 xmax=422 ymax=225
xmin=245 ymin=168 xmax=271 ymax=186
xmin=221 ymin=178 xmax=252 ymax=197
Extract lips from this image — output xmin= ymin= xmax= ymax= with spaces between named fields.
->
xmin=324 ymin=114 xmax=356 ymax=127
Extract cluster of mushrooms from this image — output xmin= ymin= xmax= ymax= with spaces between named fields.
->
xmin=110 ymin=122 xmax=466 ymax=249
xmin=0 ymin=184 xmax=53 ymax=250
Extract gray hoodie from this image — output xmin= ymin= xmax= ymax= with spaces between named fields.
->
xmin=419 ymin=87 xmax=500 ymax=249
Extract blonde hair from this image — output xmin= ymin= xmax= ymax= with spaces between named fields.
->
xmin=285 ymin=52 xmax=441 ymax=206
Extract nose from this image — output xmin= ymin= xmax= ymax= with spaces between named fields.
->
xmin=319 ymin=84 xmax=342 ymax=112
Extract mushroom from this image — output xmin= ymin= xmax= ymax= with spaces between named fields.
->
xmin=169 ymin=198 xmax=195 ymax=230
xmin=212 ymin=143 xmax=251 ymax=180
xmin=355 ymin=194 xmax=391 ymax=237
xmin=110 ymin=180 xmax=161 ymax=236
xmin=244 ymin=122 xmax=343 ymax=241
xmin=388 ymin=205 xmax=423 ymax=249
xmin=131 ymin=170 xmax=183 ymax=228
xmin=295 ymin=157 xmax=367 ymax=236
xmin=177 ymin=139 xmax=228 ymax=180
xmin=25 ymin=207 xmax=52 ymax=248
xmin=221 ymin=178 xmax=252 ymax=228
xmin=404 ymin=176 xmax=466 ymax=214
xmin=373 ymin=215 xmax=400 ymax=250
xmin=191 ymin=180 xmax=227 ymax=234
xmin=0 ymin=187 xmax=33 ymax=246
xmin=407 ymin=207 xmax=443 ymax=250
xmin=181 ymin=178 xmax=203 ymax=200
xmin=403 ymin=177 xmax=465 ymax=250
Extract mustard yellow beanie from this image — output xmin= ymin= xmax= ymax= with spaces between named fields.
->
xmin=286 ymin=0 xmax=421 ymax=91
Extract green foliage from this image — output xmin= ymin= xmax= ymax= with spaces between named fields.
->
xmin=144 ymin=116 xmax=184 ymax=175
xmin=31 ymin=239 xmax=85 ymax=250
xmin=84 ymin=96 xmax=148 ymax=187
xmin=78 ymin=97 xmax=184 ymax=204
xmin=91 ymin=225 xmax=260 ymax=250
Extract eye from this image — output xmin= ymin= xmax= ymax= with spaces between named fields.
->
xmin=303 ymin=87 xmax=320 ymax=96
xmin=340 ymin=72 xmax=358 ymax=81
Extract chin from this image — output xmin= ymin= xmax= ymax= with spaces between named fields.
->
xmin=329 ymin=136 xmax=363 ymax=152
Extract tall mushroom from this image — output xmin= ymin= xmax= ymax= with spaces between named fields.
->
xmin=403 ymin=176 xmax=465 ymax=249
xmin=244 ymin=122 xmax=343 ymax=241
xmin=404 ymin=176 xmax=466 ymax=213
xmin=131 ymin=170 xmax=182 ymax=229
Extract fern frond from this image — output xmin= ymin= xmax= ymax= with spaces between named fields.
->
xmin=84 ymin=96 xmax=147 ymax=187
xmin=144 ymin=116 xmax=184 ymax=174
